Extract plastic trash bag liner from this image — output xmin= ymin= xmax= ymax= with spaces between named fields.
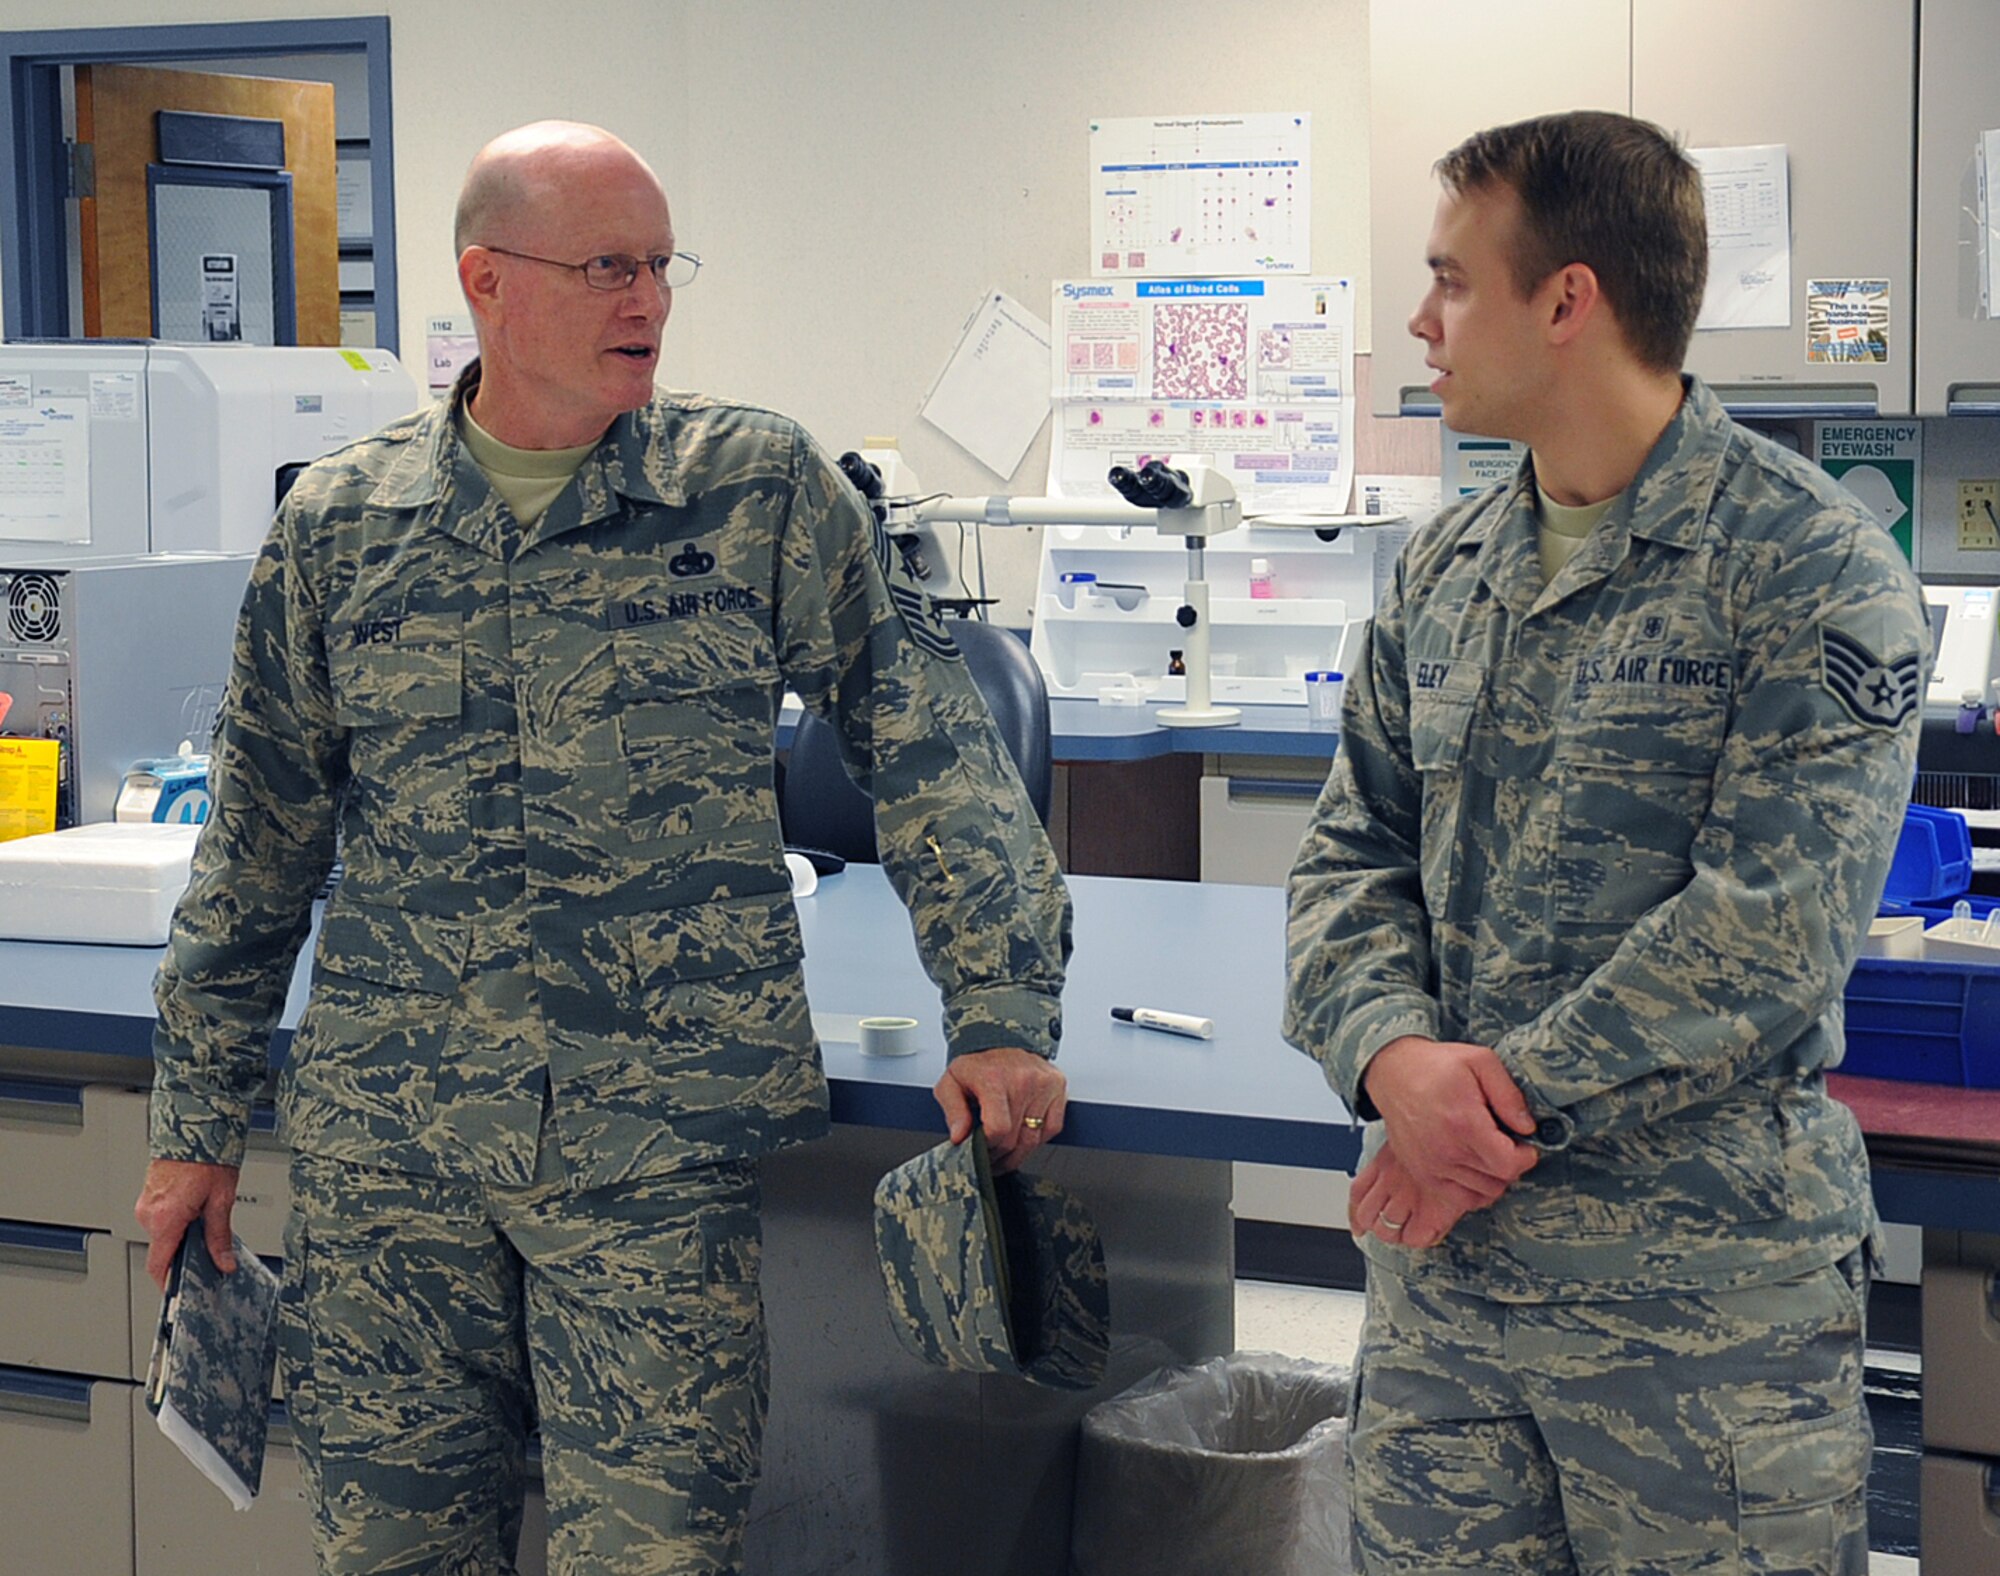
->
xmin=1070 ymin=1351 xmax=1352 ymax=1575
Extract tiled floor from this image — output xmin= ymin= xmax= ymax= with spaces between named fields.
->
xmin=1235 ymin=1279 xmax=1925 ymax=1573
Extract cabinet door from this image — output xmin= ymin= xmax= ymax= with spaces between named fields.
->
xmin=1368 ymin=1 xmax=1629 ymax=415
xmin=1635 ymin=0 xmax=1916 ymax=415
xmin=1915 ymin=0 xmax=2000 ymax=413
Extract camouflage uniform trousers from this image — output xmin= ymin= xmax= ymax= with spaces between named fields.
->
xmin=278 ymin=1146 xmax=767 ymax=1575
xmin=1346 ymin=1249 xmax=1872 ymax=1575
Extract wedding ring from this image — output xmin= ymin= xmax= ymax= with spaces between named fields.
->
xmin=1379 ymin=1215 xmax=1408 ymax=1231
xmin=1023 ymin=1115 xmax=1045 ymax=1130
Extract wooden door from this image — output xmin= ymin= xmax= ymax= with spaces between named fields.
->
xmin=75 ymin=63 xmax=339 ymax=344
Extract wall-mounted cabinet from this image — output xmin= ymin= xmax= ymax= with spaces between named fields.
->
xmin=1370 ymin=0 xmax=1918 ymax=417
xmin=1915 ymin=0 xmax=2000 ymax=414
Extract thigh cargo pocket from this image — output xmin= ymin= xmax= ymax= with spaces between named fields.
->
xmin=1732 ymin=1399 xmax=1871 ymax=1572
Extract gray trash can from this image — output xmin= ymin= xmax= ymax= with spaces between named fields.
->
xmin=1069 ymin=1351 xmax=1351 ymax=1576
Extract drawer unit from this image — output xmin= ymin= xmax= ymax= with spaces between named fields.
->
xmin=0 ymin=1223 xmax=131 ymax=1378
xmin=1198 ymin=756 xmax=1327 ymax=887
xmin=0 ymin=1078 xmax=119 ymax=1229
xmin=131 ymin=1386 xmax=555 ymax=1576
xmin=1920 ymin=1452 xmax=2000 ymax=1576
xmin=106 ymin=1087 xmax=294 ymax=1258
xmin=0 ymin=1366 xmax=136 ymax=1576
xmin=1923 ymin=1262 xmax=2000 ymax=1455
xmin=132 ymin=1388 xmax=312 ymax=1576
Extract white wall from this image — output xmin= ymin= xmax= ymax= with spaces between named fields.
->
xmin=0 ymin=1 xmax=1374 ymax=617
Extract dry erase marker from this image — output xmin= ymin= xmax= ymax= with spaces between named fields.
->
xmin=1111 ymin=1005 xmax=1214 ymax=1040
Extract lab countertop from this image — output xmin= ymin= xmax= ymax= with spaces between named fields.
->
xmin=3 ymin=871 xmax=1996 ymax=1226
xmin=777 ymin=694 xmax=1341 ymax=762
xmin=0 ymin=870 xmax=1358 ymax=1172
xmin=1042 ymin=699 xmax=1341 ymax=761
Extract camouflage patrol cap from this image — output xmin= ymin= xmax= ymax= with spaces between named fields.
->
xmin=873 ymin=1131 xmax=1109 ymax=1391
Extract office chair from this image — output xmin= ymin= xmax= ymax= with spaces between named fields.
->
xmin=780 ymin=620 xmax=1053 ymax=864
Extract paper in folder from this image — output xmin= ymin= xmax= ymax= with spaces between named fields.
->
xmin=144 ymin=1228 xmax=282 ymax=1511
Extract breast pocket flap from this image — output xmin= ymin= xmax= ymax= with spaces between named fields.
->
xmin=629 ymin=890 xmax=804 ymax=987
xmin=328 ymin=612 xmax=465 ymax=727
xmin=611 ymin=610 xmax=778 ymax=701
xmin=315 ymin=899 xmax=471 ymax=996
xmin=1409 ymin=694 xmax=1475 ymax=772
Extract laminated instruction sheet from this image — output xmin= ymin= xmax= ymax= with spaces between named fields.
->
xmin=1088 ymin=112 xmax=1312 ymax=278
xmin=1047 ymin=276 xmax=1355 ymax=515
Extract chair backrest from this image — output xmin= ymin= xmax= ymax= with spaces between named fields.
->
xmin=954 ymin=620 xmax=1053 ymax=823
xmin=779 ymin=621 xmax=1053 ymax=864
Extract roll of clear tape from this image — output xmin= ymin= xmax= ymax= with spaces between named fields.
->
xmin=858 ymin=1016 xmax=920 ymax=1057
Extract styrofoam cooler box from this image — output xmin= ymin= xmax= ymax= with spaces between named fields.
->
xmin=0 ymin=822 xmax=201 ymax=944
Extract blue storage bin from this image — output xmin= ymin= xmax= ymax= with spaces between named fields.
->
xmin=1841 ymin=956 xmax=2000 ymax=1086
xmin=1881 ymin=805 xmax=1973 ymax=906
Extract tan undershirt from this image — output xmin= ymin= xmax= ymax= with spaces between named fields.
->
xmin=456 ymin=405 xmax=598 ymax=530
xmin=1535 ymin=477 xmax=1619 ymax=585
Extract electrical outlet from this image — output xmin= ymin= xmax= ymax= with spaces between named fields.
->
xmin=1959 ymin=479 xmax=2000 ymax=550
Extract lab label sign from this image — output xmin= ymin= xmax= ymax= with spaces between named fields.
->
xmin=201 ymin=254 xmax=240 ymax=343
xmin=1813 ymin=421 xmax=1920 ymax=563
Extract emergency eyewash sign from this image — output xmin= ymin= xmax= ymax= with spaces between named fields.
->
xmin=1814 ymin=420 xmax=1920 ymax=564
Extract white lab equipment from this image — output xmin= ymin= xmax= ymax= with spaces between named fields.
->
xmin=0 ymin=555 xmax=254 ymax=826
xmin=115 ymin=743 xmax=212 ymax=825
xmin=0 ymin=342 xmax=419 ymax=560
xmin=1923 ymin=583 xmax=2000 ymax=710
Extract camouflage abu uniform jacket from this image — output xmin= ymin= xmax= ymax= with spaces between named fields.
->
xmin=150 ymin=368 xmax=1072 ymax=1188
xmin=1284 ymin=378 xmax=1927 ymax=1301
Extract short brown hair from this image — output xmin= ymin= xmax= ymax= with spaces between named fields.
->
xmin=1436 ymin=111 xmax=1707 ymax=373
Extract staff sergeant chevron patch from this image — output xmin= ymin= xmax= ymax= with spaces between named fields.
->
xmin=1820 ymin=623 xmax=1921 ymax=729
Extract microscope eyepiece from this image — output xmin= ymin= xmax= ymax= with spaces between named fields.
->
xmin=1107 ymin=460 xmax=1192 ymax=509
xmin=836 ymin=451 xmax=885 ymax=501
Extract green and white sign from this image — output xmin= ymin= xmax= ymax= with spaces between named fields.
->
xmin=1442 ymin=428 xmax=1527 ymax=499
xmin=1813 ymin=420 xmax=1921 ymax=564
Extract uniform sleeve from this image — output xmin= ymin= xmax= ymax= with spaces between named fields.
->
xmin=149 ymin=495 xmax=346 ymax=1165
xmin=1282 ymin=547 xmax=1442 ymax=1115
xmin=771 ymin=433 xmax=1071 ymax=1059
xmin=1493 ymin=525 xmax=1928 ymax=1146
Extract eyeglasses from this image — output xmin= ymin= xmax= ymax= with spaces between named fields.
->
xmin=481 ymin=247 xmax=702 ymax=291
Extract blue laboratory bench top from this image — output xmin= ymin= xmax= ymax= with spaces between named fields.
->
xmin=778 ymin=695 xmax=1342 ymax=763
xmin=0 ymin=871 xmax=1358 ymax=1172
xmin=1042 ymin=699 xmax=1341 ymax=762
xmin=2 ymin=870 xmax=1993 ymax=1226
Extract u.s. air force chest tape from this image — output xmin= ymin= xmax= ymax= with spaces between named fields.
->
xmin=1818 ymin=606 xmax=1923 ymax=730
xmin=873 ymin=1131 xmax=1109 ymax=1391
